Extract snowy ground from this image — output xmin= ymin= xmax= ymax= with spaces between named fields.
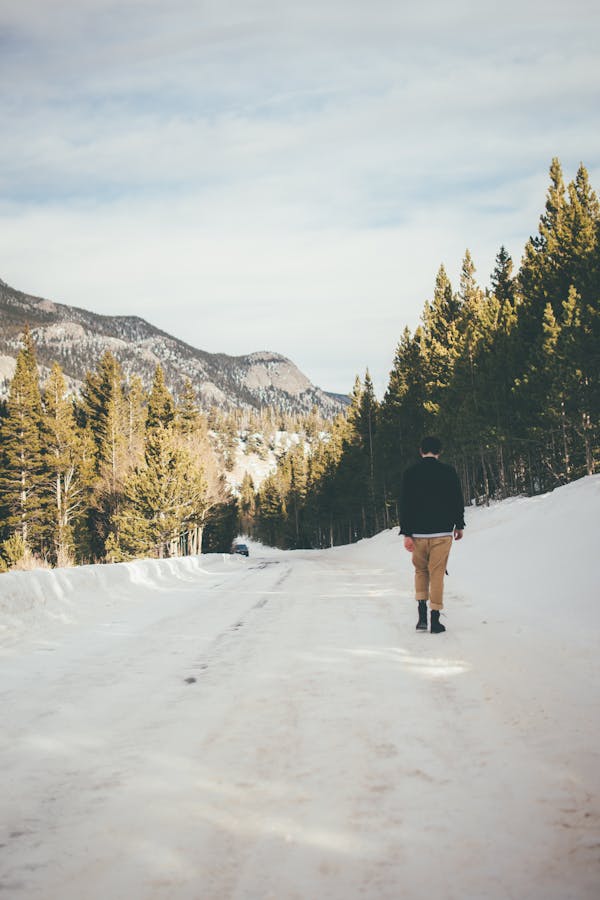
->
xmin=1 ymin=477 xmax=599 ymax=899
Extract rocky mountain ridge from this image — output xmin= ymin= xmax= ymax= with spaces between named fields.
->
xmin=0 ymin=278 xmax=346 ymax=415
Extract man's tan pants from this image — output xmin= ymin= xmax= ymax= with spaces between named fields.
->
xmin=412 ymin=536 xmax=453 ymax=610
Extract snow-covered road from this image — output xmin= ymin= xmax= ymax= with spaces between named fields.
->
xmin=1 ymin=478 xmax=600 ymax=899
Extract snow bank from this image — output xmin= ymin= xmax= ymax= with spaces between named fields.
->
xmin=0 ymin=552 xmax=240 ymax=647
xmin=451 ymin=473 xmax=600 ymax=627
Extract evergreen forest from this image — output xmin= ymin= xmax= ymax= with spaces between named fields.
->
xmin=1 ymin=158 xmax=599 ymax=567
xmin=247 ymin=159 xmax=600 ymax=549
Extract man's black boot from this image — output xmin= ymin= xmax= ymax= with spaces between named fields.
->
xmin=430 ymin=610 xmax=446 ymax=633
xmin=416 ymin=600 xmax=428 ymax=631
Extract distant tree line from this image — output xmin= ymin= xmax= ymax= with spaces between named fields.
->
xmin=247 ymin=159 xmax=600 ymax=549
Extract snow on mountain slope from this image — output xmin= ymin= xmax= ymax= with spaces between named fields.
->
xmin=0 ymin=277 xmax=346 ymax=414
xmin=227 ymin=431 xmax=309 ymax=491
xmin=0 ymin=477 xmax=599 ymax=899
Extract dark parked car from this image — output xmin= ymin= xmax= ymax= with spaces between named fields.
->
xmin=231 ymin=543 xmax=249 ymax=557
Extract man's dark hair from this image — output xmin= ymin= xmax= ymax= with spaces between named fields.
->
xmin=420 ymin=435 xmax=443 ymax=455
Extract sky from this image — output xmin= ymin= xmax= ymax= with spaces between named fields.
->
xmin=1 ymin=0 xmax=599 ymax=395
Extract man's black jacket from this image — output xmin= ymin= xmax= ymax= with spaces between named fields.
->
xmin=399 ymin=456 xmax=465 ymax=536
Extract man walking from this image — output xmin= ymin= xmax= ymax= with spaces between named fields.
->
xmin=400 ymin=436 xmax=465 ymax=633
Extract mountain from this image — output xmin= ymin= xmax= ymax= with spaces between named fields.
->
xmin=0 ymin=278 xmax=347 ymax=415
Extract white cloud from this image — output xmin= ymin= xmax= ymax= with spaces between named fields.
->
xmin=0 ymin=0 xmax=599 ymax=393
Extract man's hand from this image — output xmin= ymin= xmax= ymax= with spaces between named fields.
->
xmin=454 ymin=529 xmax=464 ymax=541
xmin=403 ymin=536 xmax=414 ymax=552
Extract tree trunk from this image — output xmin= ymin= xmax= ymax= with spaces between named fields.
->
xmin=584 ymin=423 xmax=593 ymax=476
xmin=480 ymin=447 xmax=490 ymax=505
xmin=498 ymin=443 xmax=506 ymax=499
xmin=561 ymin=400 xmax=571 ymax=480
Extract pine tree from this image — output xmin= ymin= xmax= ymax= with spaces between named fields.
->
xmin=449 ymin=251 xmax=486 ymax=435
xmin=421 ymin=264 xmax=460 ymax=418
xmin=81 ymin=352 xmax=128 ymax=475
xmin=108 ymin=427 xmax=208 ymax=560
xmin=256 ymin=475 xmax=285 ymax=547
xmin=202 ymin=499 xmax=239 ymax=553
xmin=536 ymin=287 xmax=595 ymax=479
xmin=0 ymin=397 xmax=8 ymax=543
xmin=283 ymin=443 xmax=308 ymax=547
xmin=335 ymin=376 xmax=368 ymax=539
xmin=146 ymin=365 xmax=175 ymax=432
xmin=0 ymin=327 xmax=47 ymax=555
xmin=356 ymin=370 xmax=379 ymax=532
xmin=79 ymin=352 xmax=130 ymax=557
xmin=302 ymin=414 xmax=347 ymax=547
xmin=238 ymin=472 xmax=256 ymax=535
xmin=126 ymin=375 xmax=147 ymax=461
xmin=177 ymin=379 xmax=202 ymax=435
xmin=175 ymin=378 xmax=229 ymax=553
xmin=519 ymin=158 xmax=569 ymax=329
xmin=379 ymin=327 xmax=427 ymax=514
xmin=43 ymin=362 xmax=90 ymax=565
xmin=490 ymin=246 xmax=516 ymax=307
xmin=565 ymin=163 xmax=600 ymax=302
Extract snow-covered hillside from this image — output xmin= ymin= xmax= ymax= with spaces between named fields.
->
xmin=1 ymin=477 xmax=599 ymax=899
xmin=227 ymin=430 xmax=311 ymax=491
